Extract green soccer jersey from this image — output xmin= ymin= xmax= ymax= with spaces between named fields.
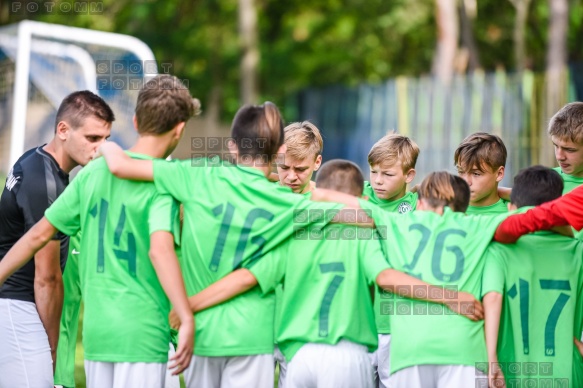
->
xmin=362 ymin=181 xmax=418 ymax=214
xmin=152 ymin=158 xmax=341 ymax=357
xmin=55 ymin=233 xmax=82 ymax=388
xmin=45 ymin=153 xmax=180 ymax=363
xmin=361 ymin=185 xmax=418 ymax=335
xmin=360 ymin=201 xmax=508 ymax=374
xmin=482 ymin=232 xmax=583 ymax=385
xmin=274 ymin=185 xmax=312 ymax=343
xmin=466 ymin=198 xmax=509 ymax=215
xmin=554 ymin=167 xmax=583 ymax=194
xmin=249 ymin=224 xmax=390 ymax=362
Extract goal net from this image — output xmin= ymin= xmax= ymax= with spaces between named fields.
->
xmin=0 ymin=20 xmax=158 ymax=173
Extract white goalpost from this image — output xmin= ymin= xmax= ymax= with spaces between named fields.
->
xmin=0 ymin=20 xmax=158 ymax=172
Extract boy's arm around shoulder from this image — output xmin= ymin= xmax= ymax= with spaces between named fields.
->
xmin=375 ymin=269 xmax=484 ymax=321
xmin=98 ymin=141 xmax=154 ymax=181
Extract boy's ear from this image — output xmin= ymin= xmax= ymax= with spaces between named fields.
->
xmin=496 ymin=166 xmax=505 ymax=183
xmin=174 ymin=122 xmax=186 ymax=140
xmin=507 ymin=203 xmax=518 ymax=211
xmin=313 ymin=154 xmax=323 ymax=171
xmin=405 ymin=168 xmax=416 ymax=184
xmin=132 ymin=115 xmax=138 ymax=133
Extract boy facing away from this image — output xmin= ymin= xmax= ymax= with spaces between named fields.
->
xmin=173 ymin=160 xmax=483 ymax=388
xmin=0 ymin=74 xmax=198 ymax=387
xmin=482 ymin=166 xmax=583 ymax=387
xmin=362 ymin=133 xmax=420 ymax=387
xmin=455 ymin=132 xmax=508 ymax=215
xmin=357 ymin=171 xmax=509 ymax=387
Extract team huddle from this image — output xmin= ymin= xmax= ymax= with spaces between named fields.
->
xmin=1 ymin=74 xmax=583 ymax=388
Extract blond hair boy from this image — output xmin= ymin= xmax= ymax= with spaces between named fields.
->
xmin=277 ymin=121 xmax=323 ymax=195
xmin=363 ymin=133 xmax=419 ymax=388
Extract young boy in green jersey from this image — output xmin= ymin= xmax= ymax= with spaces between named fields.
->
xmin=455 ymin=132 xmax=508 ymax=215
xmin=548 ymin=103 xmax=583 ymax=240
xmin=364 ymin=133 xmax=419 ymax=213
xmin=172 ymin=160 xmax=483 ymax=388
xmin=363 ymin=133 xmax=419 ymax=387
xmin=277 ymin=121 xmax=323 ymax=195
xmin=98 ymin=102 xmax=360 ymax=388
xmin=352 ymin=171 xmax=509 ymax=387
xmin=272 ymin=120 xmax=324 ymax=387
xmin=0 ymin=75 xmax=198 ymax=387
xmin=482 ymin=166 xmax=583 ymax=387
xmin=550 ymin=102 xmax=583 ymax=190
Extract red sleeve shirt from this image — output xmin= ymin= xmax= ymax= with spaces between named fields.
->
xmin=494 ymin=185 xmax=583 ymax=243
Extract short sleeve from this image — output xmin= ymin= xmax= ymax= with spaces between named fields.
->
xmin=13 ymin=166 xmax=51 ymax=233
xmin=481 ymin=245 xmax=506 ymax=298
xmin=248 ymin=244 xmax=287 ymax=295
xmin=360 ymin=237 xmax=391 ymax=285
xmin=148 ymin=193 xmax=181 ymax=246
xmin=45 ymin=178 xmax=81 ymax=237
xmin=153 ymin=159 xmax=200 ymax=203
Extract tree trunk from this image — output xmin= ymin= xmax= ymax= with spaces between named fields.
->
xmin=543 ymin=0 xmax=569 ymax=165
xmin=509 ymin=0 xmax=532 ymax=72
xmin=433 ymin=0 xmax=459 ymax=84
xmin=459 ymin=0 xmax=481 ymax=72
xmin=238 ymin=0 xmax=259 ymax=105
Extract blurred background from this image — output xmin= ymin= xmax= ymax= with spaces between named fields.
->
xmin=1 ymin=0 xmax=582 ymax=185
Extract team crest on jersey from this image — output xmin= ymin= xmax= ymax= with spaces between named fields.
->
xmin=398 ymin=202 xmax=413 ymax=214
xmin=5 ymin=169 xmax=19 ymax=191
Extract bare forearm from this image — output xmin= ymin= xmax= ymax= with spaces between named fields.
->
xmin=377 ymin=269 xmax=452 ymax=304
xmin=484 ymin=292 xmax=502 ymax=360
xmin=35 ymin=276 xmax=64 ymax=360
xmin=190 ymin=269 xmax=257 ymax=313
xmin=311 ymin=188 xmax=361 ymax=208
xmin=498 ymin=186 xmax=511 ymax=202
xmin=150 ymin=251 xmax=192 ymax=323
xmin=99 ymin=142 xmax=154 ymax=181
xmin=0 ymin=219 xmax=56 ymax=284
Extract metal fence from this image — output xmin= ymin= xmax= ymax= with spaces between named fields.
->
xmin=289 ymin=69 xmax=579 ymax=186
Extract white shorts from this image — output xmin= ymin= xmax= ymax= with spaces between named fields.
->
xmin=165 ymin=343 xmax=180 ymax=388
xmin=184 ymin=354 xmax=274 ymax=388
xmin=274 ymin=346 xmax=288 ymax=388
xmin=287 ymin=340 xmax=374 ymax=388
xmin=85 ymin=360 xmax=166 ymax=388
xmin=0 ymin=298 xmax=53 ymax=388
xmin=369 ymin=334 xmax=391 ymax=388
xmin=389 ymin=364 xmax=486 ymax=388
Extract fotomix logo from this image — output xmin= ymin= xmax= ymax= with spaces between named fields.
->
xmin=10 ymin=1 xmax=104 ymax=15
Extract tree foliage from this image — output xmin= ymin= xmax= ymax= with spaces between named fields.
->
xmin=1 ymin=0 xmax=582 ymax=120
